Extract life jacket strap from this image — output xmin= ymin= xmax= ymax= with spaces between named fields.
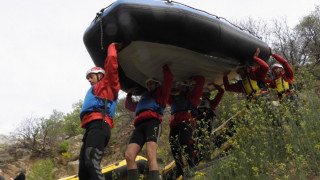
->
xmin=93 ymin=96 xmax=113 ymax=126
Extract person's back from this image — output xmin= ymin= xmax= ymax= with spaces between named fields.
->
xmin=14 ymin=168 xmax=26 ymax=180
xmin=14 ymin=173 xmax=25 ymax=180
xmin=168 ymin=76 xmax=204 ymax=179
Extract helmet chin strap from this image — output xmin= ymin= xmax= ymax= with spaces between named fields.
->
xmin=96 ymin=74 xmax=100 ymax=82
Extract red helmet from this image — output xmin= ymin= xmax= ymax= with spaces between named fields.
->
xmin=86 ymin=67 xmax=105 ymax=79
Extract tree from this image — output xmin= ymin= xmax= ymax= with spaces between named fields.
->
xmin=14 ymin=110 xmax=64 ymax=157
xmin=237 ymin=17 xmax=272 ymax=45
xmin=62 ymin=100 xmax=84 ymax=137
xmin=295 ymin=5 xmax=320 ymax=80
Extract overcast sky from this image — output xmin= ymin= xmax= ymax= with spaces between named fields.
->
xmin=0 ymin=0 xmax=318 ymax=136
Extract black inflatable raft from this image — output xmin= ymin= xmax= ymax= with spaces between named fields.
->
xmin=83 ymin=0 xmax=271 ymax=94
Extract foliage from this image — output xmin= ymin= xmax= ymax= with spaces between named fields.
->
xmin=114 ymin=97 xmax=136 ymax=123
xmin=214 ymin=90 xmax=246 ymax=127
xmin=13 ymin=109 xmax=64 ymax=157
xmin=62 ymin=100 xmax=84 ymax=136
xmin=27 ymin=159 xmax=56 ymax=180
xmin=57 ymin=140 xmax=69 ymax=153
xmin=196 ymin=81 xmax=320 ymax=180
xmin=157 ymin=108 xmax=175 ymax=165
xmin=295 ymin=5 xmax=320 ymax=67
xmin=62 ymin=152 xmax=71 ymax=160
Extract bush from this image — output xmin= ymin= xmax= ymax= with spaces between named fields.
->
xmin=58 ymin=140 xmax=69 ymax=153
xmin=202 ymin=90 xmax=320 ymax=179
xmin=27 ymin=159 xmax=55 ymax=180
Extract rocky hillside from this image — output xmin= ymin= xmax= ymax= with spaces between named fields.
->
xmin=0 ymin=113 xmax=136 ymax=179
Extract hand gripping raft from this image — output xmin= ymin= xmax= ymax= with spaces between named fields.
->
xmin=83 ymin=0 xmax=271 ymax=95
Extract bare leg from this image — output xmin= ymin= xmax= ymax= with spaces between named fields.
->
xmin=146 ymin=141 xmax=159 ymax=171
xmin=125 ymin=143 xmax=141 ymax=170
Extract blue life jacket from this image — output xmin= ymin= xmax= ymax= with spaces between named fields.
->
xmin=80 ymin=85 xmax=118 ymax=120
xmin=170 ymin=93 xmax=198 ymax=115
xmin=135 ymin=92 xmax=164 ymax=116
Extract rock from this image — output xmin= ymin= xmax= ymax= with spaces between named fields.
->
xmin=0 ymin=153 xmax=15 ymax=163
xmin=15 ymin=148 xmax=31 ymax=159
xmin=69 ymin=141 xmax=81 ymax=161
xmin=67 ymin=160 xmax=79 ymax=175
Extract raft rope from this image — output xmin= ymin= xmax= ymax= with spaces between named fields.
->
xmin=160 ymin=0 xmax=262 ymax=40
xmin=100 ymin=19 xmax=104 ymax=50
xmin=92 ymin=4 xmax=114 ymax=51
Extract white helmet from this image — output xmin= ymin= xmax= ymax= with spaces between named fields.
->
xmin=271 ymin=63 xmax=283 ymax=70
xmin=145 ymin=78 xmax=162 ymax=86
xmin=86 ymin=67 xmax=105 ymax=79
xmin=175 ymin=81 xmax=190 ymax=88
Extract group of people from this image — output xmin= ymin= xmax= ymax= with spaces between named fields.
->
xmin=0 ymin=168 xmax=27 ymax=180
xmin=78 ymin=43 xmax=300 ymax=180
xmin=224 ymin=48 xmax=301 ymax=126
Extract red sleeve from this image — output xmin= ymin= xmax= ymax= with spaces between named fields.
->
xmin=223 ymin=75 xmax=243 ymax=93
xmin=272 ymin=54 xmax=294 ymax=82
xmin=125 ymin=94 xmax=138 ymax=112
xmin=153 ymin=65 xmax=174 ymax=106
xmin=93 ymin=44 xmax=120 ymax=101
xmin=209 ymin=85 xmax=224 ymax=110
xmin=186 ymin=76 xmax=205 ymax=107
xmin=250 ymin=57 xmax=269 ymax=81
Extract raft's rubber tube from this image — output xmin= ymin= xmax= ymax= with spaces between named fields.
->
xmin=83 ymin=0 xmax=271 ymax=95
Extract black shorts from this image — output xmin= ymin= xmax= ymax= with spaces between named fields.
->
xmin=129 ymin=118 xmax=162 ymax=148
xmin=82 ymin=120 xmax=111 ymax=150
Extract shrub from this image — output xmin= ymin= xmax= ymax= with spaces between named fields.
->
xmin=58 ymin=140 xmax=69 ymax=153
xmin=27 ymin=159 xmax=55 ymax=180
xmin=203 ymin=90 xmax=320 ymax=179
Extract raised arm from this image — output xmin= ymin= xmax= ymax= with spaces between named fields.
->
xmin=125 ymin=88 xmax=138 ymax=112
xmin=272 ymin=53 xmax=294 ymax=81
xmin=209 ymin=83 xmax=225 ymax=110
xmin=223 ymin=71 xmax=243 ymax=93
xmin=101 ymin=43 xmax=121 ymax=99
xmin=251 ymin=48 xmax=269 ymax=80
xmin=154 ymin=65 xmax=174 ymax=106
xmin=187 ymin=76 xmax=205 ymax=107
